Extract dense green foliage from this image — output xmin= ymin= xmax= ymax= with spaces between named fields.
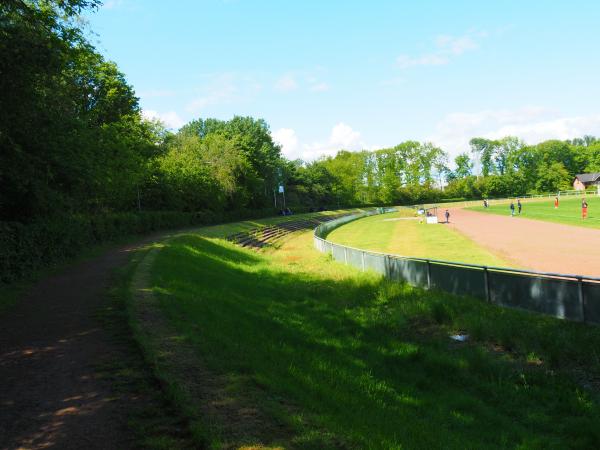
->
xmin=2 ymin=0 xmax=600 ymax=283
xmin=444 ymin=137 xmax=600 ymax=200
xmin=0 ymin=207 xmax=299 ymax=284
xmin=285 ymin=136 xmax=600 ymax=207
xmin=0 ymin=1 xmax=286 ymax=222
xmin=143 ymin=228 xmax=600 ymax=448
xmin=0 ymin=0 xmax=149 ymax=218
xmin=3 ymin=0 xmax=599 ymax=221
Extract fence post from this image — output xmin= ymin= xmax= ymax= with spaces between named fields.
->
xmin=426 ymin=260 xmax=432 ymax=290
xmin=361 ymin=251 xmax=365 ymax=272
xmin=578 ymin=277 xmax=587 ymax=323
xmin=483 ymin=267 xmax=491 ymax=303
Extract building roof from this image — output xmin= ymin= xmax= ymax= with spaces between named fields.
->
xmin=575 ymin=173 xmax=600 ymax=183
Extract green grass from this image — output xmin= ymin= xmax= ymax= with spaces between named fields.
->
xmin=327 ymin=210 xmax=508 ymax=267
xmin=469 ymin=196 xmax=600 ymax=229
xmin=98 ymin=245 xmax=195 ymax=449
xmin=0 ymin=209 xmax=353 ymax=316
xmin=144 ymin=225 xmax=600 ymax=449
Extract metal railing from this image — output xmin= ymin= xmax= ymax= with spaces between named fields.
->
xmin=314 ymin=210 xmax=600 ymax=325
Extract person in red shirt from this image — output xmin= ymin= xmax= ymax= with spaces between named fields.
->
xmin=582 ymin=198 xmax=588 ymax=219
xmin=554 ymin=196 xmax=559 ymax=209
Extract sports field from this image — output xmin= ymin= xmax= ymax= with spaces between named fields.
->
xmin=468 ymin=195 xmax=600 ymax=229
xmin=131 ymin=222 xmax=600 ymax=448
xmin=326 ymin=210 xmax=509 ymax=267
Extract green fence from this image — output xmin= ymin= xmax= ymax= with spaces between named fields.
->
xmin=314 ymin=210 xmax=600 ymax=325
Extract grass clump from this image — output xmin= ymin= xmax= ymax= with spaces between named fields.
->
xmin=144 ymin=229 xmax=600 ymax=449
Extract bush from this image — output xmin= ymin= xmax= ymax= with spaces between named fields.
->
xmin=0 ymin=208 xmax=291 ymax=284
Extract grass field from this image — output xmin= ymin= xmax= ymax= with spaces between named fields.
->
xmin=326 ymin=210 xmax=508 ymax=266
xmin=468 ymin=195 xmax=600 ymax=229
xmin=137 ymin=222 xmax=600 ymax=449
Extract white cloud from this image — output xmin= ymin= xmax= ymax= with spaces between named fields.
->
xmin=309 ymin=82 xmax=329 ymax=92
xmin=272 ymin=123 xmax=368 ymax=161
xmin=274 ymin=74 xmax=298 ymax=92
xmin=302 ymin=123 xmax=367 ymax=161
xmin=272 ymin=128 xmax=299 ymax=158
xmin=274 ymin=71 xmax=330 ymax=93
xmin=329 ymin=122 xmax=362 ymax=149
xmin=396 ymin=54 xmax=449 ymax=68
xmin=185 ymin=73 xmax=261 ymax=113
xmin=142 ymin=109 xmax=185 ymax=129
xmin=396 ymin=31 xmax=484 ymax=69
xmin=435 ymin=35 xmax=479 ymax=55
xmin=487 ymin=115 xmax=600 ymax=143
xmin=427 ymin=106 xmax=600 ymax=158
xmin=186 ymin=73 xmax=237 ymax=113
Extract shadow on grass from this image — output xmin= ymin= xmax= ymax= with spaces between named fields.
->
xmin=151 ymin=234 xmax=600 ymax=449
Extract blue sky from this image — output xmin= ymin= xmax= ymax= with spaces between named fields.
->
xmin=86 ymin=0 xmax=600 ymax=162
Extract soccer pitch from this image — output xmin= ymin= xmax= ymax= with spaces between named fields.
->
xmin=468 ymin=195 xmax=600 ymax=229
xmin=326 ymin=210 xmax=508 ymax=267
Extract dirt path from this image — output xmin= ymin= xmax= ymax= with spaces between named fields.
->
xmin=0 ymin=239 xmax=157 ymax=449
xmin=448 ymin=208 xmax=600 ymax=277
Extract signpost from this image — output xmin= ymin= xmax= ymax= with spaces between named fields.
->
xmin=279 ymin=185 xmax=286 ymax=208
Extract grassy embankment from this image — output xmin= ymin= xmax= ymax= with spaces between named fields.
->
xmin=327 ymin=209 xmax=508 ymax=267
xmin=134 ymin=216 xmax=600 ymax=449
xmin=469 ymin=195 xmax=600 ymax=229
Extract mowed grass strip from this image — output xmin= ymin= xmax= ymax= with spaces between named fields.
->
xmin=469 ymin=196 xmax=600 ymax=229
xmin=146 ymin=227 xmax=600 ymax=449
xmin=327 ymin=211 xmax=508 ymax=267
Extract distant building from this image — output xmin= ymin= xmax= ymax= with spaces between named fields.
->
xmin=573 ymin=173 xmax=600 ymax=191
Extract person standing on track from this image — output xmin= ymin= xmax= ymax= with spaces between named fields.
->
xmin=582 ymin=198 xmax=588 ymax=219
xmin=510 ymin=201 xmax=515 ymax=216
xmin=445 ymin=209 xmax=450 ymax=223
xmin=555 ymin=196 xmax=559 ymax=209
xmin=517 ymin=199 xmax=522 ymax=215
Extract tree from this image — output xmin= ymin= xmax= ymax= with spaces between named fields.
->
xmin=583 ymin=142 xmax=600 ymax=172
xmin=0 ymin=0 xmax=156 ymax=219
xmin=535 ymin=161 xmax=571 ymax=193
xmin=178 ymin=116 xmax=282 ymax=207
xmin=495 ymin=136 xmax=523 ymax=175
xmin=469 ymin=138 xmax=496 ymax=177
xmin=453 ymin=153 xmax=473 ymax=179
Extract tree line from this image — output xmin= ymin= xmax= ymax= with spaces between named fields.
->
xmin=3 ymin=0 xmax=600 ymax=229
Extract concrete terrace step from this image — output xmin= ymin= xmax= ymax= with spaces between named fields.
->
xmin=227 ymin=213 xmax=349 ymax=249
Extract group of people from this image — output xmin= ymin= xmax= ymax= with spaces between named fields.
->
xmin=440 ymin=195 xmax=590 ymax=224
xmin=553 ymin=195 xmax=589 ymax=219
xmin=509 ymin=199 xmax=523 ymax=216
xmin=506 ymin=196 xmax=589 ymax=219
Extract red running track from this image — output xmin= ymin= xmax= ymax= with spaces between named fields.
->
xmin=447 ymin=208 xmax=600 ymax=278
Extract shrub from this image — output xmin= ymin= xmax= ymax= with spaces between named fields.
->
xmin=0 ymin=208 xmax=290 ymax=284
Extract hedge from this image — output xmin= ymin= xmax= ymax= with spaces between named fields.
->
xmin=0 ymin=207 xmax=315 ymax=284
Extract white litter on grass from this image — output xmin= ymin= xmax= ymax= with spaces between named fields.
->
xmin=450 ymin=334 xmax=469 ymax=342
